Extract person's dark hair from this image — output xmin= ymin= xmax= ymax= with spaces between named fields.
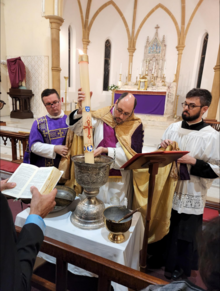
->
xmin=197 ymin=216 xmax=220 ymax=291
xmin=186 ymin=88 xmax=212 ymax=107
xmin=117 ymin=92 xmax=137 ymax=110
xmin=41 ymin=89 xmax=60 ymax=103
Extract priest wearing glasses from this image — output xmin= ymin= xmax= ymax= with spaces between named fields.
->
xmin=67 ymin=89 xmax=144 ymax=206
xmin=149 ymin=88 xmax=219 ymax=280
xmin=24 ymin=89 xmax=68 ymax=168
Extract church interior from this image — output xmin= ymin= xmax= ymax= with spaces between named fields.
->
xmin=0 ymin=0 xmax=219 ymax=290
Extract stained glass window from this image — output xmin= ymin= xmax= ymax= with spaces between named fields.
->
xmin=68 ymin=26 xmax=71 ymax=87
xmin=197 ymin=33 xmax=209 ymax=88
xmin=103 ymin=39 xmax=111 ymax=91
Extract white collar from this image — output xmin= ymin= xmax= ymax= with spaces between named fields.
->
xmin=186 ymin=119 xmax=203 ymax=126
xmin=47 ymin=110 xmax=64 ymax=119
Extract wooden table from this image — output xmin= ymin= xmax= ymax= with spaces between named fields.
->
xmin=15 ymin=205 xmax=144 ymax=291
xmin=0 ymin=130 xmax=29 ymax=163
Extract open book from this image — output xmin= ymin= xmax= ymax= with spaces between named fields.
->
xmin=2 ymin=163 xmax=63 ymax=199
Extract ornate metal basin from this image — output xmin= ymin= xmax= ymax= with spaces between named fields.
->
xmin=70 ymin=155 xmax=113 ymax=230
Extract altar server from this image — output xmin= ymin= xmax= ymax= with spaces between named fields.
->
xmin=155 ymin=88 xmax=219 ymax=279
xmin=67 ymin=89 xmax=144 ymax=205
xmin=24 ymin=89 xmax=68 ymax=168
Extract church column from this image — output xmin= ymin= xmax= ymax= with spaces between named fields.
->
xmin=127 ymin=48 xmax=136 ymax=82
xmin=175 ymin=44 xmax=185 ymax=89
xmin=82 ymin=38 xmax=90 ymax=54
xmin=173 ymin=44 xmax=185 ymax=115
xmin=45 ymin=15 xmax=64 ymax=95
xmin=207 ymin=45 xmax=220 ymax=120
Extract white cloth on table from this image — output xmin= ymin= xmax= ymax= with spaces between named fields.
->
xmin=15 ymin=206 xmax=144 ymax=291
xmin=162 ymin=121 xmax=220 ymax=215
xmin=67 ymin=110 xmax=133 ymax=206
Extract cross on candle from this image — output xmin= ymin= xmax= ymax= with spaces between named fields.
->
xmin=83 ymin=118 xmax=93 ymax=139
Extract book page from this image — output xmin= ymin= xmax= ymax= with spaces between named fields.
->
xmin=21 ymin=167 xmax=55 ymax=198
xmin=40 ymin=167 xmax=63 ymax=195
xmin=2 ymin=163 xmax=38 ymax=198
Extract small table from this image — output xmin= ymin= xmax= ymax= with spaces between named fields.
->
xmin=7 ymin=88 xmax=34 ymax=119
xmin=15 ymin=205 xmax=144 ymax=291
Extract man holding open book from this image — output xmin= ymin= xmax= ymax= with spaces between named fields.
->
xmin=24 ymin=89 xmax=69 ymax=168
xmin=0 ymin=179 xmax=57 ymax=291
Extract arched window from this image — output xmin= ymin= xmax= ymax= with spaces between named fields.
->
xmin=68 ymin=26 xmax=71 ymax=87
xmin=103 ymin=39 xmax=111 ymax=91
xmin=197 ymin=33 xmax=209 ymax=88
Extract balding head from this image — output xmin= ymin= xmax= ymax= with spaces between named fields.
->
xmin=113 ymin=92 xmax=137 ymax=124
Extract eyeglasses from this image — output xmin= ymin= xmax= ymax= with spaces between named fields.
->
xmin=44 ymin=100 xmax=60 ymax=107
xmin=181 ymin=102 xmax=203 ymax=110
xmin=116 ymin=104 xmax=131 ymax=116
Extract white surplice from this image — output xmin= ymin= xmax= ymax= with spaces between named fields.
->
xmin=162 ymin=121 xmax=220 ymax=215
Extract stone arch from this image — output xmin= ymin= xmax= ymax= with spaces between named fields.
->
xmin=88 ymin=1 xmax=131 ymax=45
xmin=185 ymin=0 xmax=204 ymax=41
xmin=134 ymin=4 xmax=180 ymax=46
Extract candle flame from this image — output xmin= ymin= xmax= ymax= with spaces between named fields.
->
xmin=78 ymin=49 xmax=84 ymax=55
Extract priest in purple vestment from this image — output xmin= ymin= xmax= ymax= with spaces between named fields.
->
xmin=24 ymin=89 xmax=68 ymax=168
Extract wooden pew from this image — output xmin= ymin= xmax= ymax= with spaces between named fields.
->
xmin=16 ymin=226 xmax=168 ymax=291
xmin=204 ymin=119 xmax=220 ymax=131
xmin=0 ymin=130 xmax=29 ymax=163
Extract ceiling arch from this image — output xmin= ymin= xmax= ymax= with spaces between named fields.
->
xmin=88 ymin=1 xmax=131 ymax=45
xmin=134 ymin=3 xmax=180 ymax=46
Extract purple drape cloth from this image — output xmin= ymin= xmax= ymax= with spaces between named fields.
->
xmin=7 ymin=57 xmax=26 ymax=88
xmin=114 ymin=93 xmax=166 ymax=115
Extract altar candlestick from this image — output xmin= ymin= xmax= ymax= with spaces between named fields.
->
xmin=78 ymin=50 xmax=94 ymax=164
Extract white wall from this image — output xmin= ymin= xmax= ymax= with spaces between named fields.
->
xmin=1 ymin=0 xmax=52 ymax=116
xmin=60 ymin=0 xmax=82 ymax=103
xmin=177 ymin=0 xmax=219 ymax=116
xmin=134 ymin=8 xmax=178 ymax=84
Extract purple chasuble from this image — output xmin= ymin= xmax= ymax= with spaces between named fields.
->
xmin=97 ymin=108 xmax=144 ymax=176
xmin=98 ymin=121 xmax=121 ymax=177
xmin=23 ymin=115 xmax=68 ymax=168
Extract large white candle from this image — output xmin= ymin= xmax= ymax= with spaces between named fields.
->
xmin=78 ymin=50 xmax=94 ymax=164
xmin=140 ymin=63 xmax=142 ymax=74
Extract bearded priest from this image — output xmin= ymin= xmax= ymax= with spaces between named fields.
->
xmin=66 ymin=89 xmax=144 ymax=206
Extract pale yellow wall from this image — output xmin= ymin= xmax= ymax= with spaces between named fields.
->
xmin=0 ymin=0 xmax=52 ymax=116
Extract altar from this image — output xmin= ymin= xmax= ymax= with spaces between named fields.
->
xmin=114 ymin=89 xmax=166 ymax=115
xmin=15 ymin=204 xmax=144 ymax=291
xmin=114 ymin=85 xmax=176 ymax=118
